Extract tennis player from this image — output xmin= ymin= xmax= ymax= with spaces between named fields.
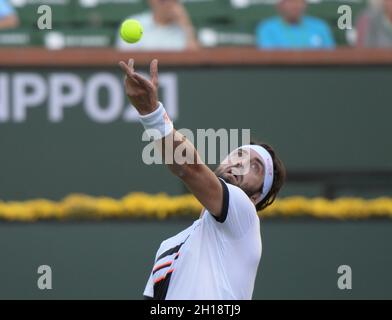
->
xmin=119 ymin=58 xmax=286 ymax=300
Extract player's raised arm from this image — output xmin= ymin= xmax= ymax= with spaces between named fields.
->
xmin=119 ymin=59 xmax=224 ymax=218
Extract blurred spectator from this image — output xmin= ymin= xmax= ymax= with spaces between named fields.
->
xmin=354 ymin=0 xmax=381 ymax=47
xmin=116 ymin=0 xmax=199 ymax=51
xmin=356 ymin=0 xmax=392 ymax=47
xmin=256 ymin=0 xmax=335 ymax=49
xmin=0 ymin=0 xmax=19 ymax=30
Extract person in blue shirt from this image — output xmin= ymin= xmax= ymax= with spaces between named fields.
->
xmin=256 ymin=0 xmax=335 ymax=49
xmin=0 ymin=0 xmax=19 ymax=30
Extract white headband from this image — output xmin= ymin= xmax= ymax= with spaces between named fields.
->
xmin=233 ymin=144 xmax=274 ymax=204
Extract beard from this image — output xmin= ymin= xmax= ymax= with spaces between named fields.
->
xmin=214 ymin=166 xmax=235 ymax=184
xmin=214 ymin=168 xmax=256 ymax=198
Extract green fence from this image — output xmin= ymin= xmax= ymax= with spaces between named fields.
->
xmin=0 ymin=219 xmax=391 ymax=299
xmin=1 ymin=65 xmax=391 ymax=201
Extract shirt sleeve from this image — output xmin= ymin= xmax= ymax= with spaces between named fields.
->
xmin=143 ymin=244 xmax=160 ymax=299
xmin=211 ymin=179 xmax=258 ymax=238
xmin=143 ymin=271 xmax=154 ymax=298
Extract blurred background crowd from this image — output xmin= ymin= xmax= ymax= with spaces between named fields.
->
xmin=1 ymin=0 xmax=392 ymax=50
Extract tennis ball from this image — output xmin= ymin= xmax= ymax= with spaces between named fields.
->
xmin=120 ymin=19 xmax=143 ymax=44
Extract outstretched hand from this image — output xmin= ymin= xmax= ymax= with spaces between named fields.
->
xmin=119 ymin=59 xmax=159 ymax=115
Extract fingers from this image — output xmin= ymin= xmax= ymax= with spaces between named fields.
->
xmin=150 ymin=59 xmax=159 ymax=88
xmin=128 ymin=58 xmax=134 ymax=73
xmin=119 ymin=59 xmax=139 ymax=86
xmin=132 ymin=72 xmax=153 ymax=90
xmin=119 ymin=59 xmax=158 ymax=90
xmin=118 ymin=61 xmax=133 ymax=78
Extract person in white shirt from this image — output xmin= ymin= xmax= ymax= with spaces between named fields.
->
xmin=115 ymin=0 xmax=199 ymax=51
xmin=118 ymin=58 xmax=286 ymax=300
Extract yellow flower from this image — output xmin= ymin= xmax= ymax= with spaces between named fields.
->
xmin=0 ymin=194 xmax=392 ymax=221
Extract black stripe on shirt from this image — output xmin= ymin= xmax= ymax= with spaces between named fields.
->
xmin=212 ymin=178 xmax=230 ymax=223
xmin=152 ymin=254 xmax=179 ymax=275
xmin=153 ymin=271 xmax=173 ymax=300
xmin=155 ymin=236 xmax=189 ymax=262
xmin=152 ymin=236 xmax=190 ymax=300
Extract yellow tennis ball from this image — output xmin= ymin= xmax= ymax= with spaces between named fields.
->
xmin=120 ymin=19 xmax=143 ymax=44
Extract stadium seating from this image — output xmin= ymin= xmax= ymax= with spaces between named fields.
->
xmin=1 ymin=0 xmax=367 ymax=47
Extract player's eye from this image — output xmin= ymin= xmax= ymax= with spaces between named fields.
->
xmin=251 ymin=163 xmax=259 ymax=172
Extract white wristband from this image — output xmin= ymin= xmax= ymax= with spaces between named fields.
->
xmin=138 ymin=102 xmax=174 ymax=140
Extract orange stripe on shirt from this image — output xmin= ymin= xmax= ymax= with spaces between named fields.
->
xmin=153 ymin=252 xmax=180 ymax=273
xmin=153 ymin=268 xmax=174 ymax=284
xmin=153 ymin=261 xmax=172 ymax=273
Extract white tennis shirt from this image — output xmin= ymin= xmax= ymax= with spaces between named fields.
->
xmin=143 ymin=179 xmax=262 ymax=300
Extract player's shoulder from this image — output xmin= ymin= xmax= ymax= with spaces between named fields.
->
xmin=224 ymin=181 xmax=257 ymax=214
